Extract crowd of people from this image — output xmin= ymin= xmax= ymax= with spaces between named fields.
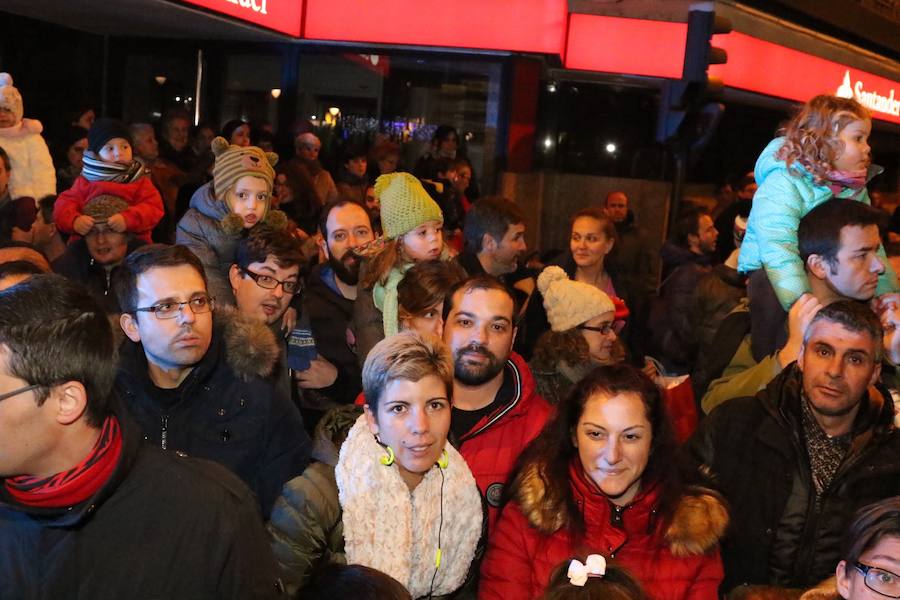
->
xmin=0 ymin=70 xmax=898 ymax=600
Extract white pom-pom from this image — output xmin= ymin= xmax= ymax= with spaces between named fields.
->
xmin=537 ymin=265 xmax=568 ymax=296
xmin=0 ymin=73 xmax=12 ymax=88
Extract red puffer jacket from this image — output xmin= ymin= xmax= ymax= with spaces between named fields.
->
xmin=54 ymin=175 xmax=164 ymax=243
xmin=457 ymin=352 xmax=551 ymax=534
xmin=480 ymin=462 xmax=726 ymax=600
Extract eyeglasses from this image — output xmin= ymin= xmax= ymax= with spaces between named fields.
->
xmin=0 ymin=383 xmax=40 ymax=403
xmin=241 ymin=268 xmax=300 ymax=295
xmin=577 ymin=322 xmax=617 ymax=335
xmin=133 ymin=295 xmax=215 ymax=320
xmin=855 ymin=563 xmax=900 ymax=598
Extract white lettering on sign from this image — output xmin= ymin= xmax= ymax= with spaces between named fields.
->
xmin=224 ymin=0 xmax=267 ymax=16
xmin=836 ymin=70 xmax=900 ymax=117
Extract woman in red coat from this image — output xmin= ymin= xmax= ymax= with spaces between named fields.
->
xmin=479 ymin=364 xmax=727 ymax=600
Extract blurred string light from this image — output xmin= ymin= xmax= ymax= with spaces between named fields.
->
xmin=543 ymin=136 xmax=554 ymax=150
xmin=605 ymin=142 xmax=617 ymax=154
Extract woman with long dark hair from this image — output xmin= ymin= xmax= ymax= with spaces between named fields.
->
xmin=480 ymin=364 xmax=727 ymax=599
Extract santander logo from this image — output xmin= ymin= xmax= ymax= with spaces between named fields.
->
xmin=837 ymin=70 xmax=900 ymax=117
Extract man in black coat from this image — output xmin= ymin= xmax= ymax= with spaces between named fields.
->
xmin=302 ymin=199 xmax=375 ymax=424
xmin=0 ymin=275 xmax=284 ymax=598
xmin=685 ymin=300 xmax=900 ymax=593
xmin=114 ymin=244 xmax=310 ymax=519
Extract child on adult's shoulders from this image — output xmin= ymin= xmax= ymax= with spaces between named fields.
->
xmin=54 ymin=118 xmax=164 ymax=244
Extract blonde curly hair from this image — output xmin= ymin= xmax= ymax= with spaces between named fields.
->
xmin=776 ymin=94 xmax=870 ymax=185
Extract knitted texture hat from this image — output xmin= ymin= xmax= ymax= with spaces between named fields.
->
xmin=212 ymin=136 xmax=277 ymax=203
xmin=0 ymin=73 xmax=23 ymax=124
xmin=88 ymin=118 xmax=132 ymax=154
xmin=82 ymin=194 xmax=129 ymax=220
xmin=537 ymin=266 xmax=615 ymax=332
xmin=375 ymin=172 xmax=443 ymax=239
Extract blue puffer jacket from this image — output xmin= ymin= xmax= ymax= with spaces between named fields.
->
xmin=738 ymin=137 xmax=896 ymax=309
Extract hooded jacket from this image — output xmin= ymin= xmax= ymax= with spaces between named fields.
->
xmin=738 ymin=137 xmax=896 ymax=309
xmin=685 ymin=364 xmax=900 ymax=591
xmin=0 ymin=117 xmax=55 ymax=200
xmin=175 ymin=181 xmax=240 ymax=304
xmin=0 ymin=404 xmax=284 ymax=599
xmin=479 ymin=461 xmax=726 ymax=600
xmin=114 ymin=307 xmax=311 ymax=518
xmin=453 ymin=352 xmax=551 ymax=533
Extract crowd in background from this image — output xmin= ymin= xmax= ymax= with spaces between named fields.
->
xmin=1 ymin=69 xmax=900 ymax=600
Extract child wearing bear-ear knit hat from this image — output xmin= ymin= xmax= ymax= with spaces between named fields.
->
xmin=176 ymin=136 xmax=287 ymax=305
xmin=54 ymin=118 xmax=164 ymax=244
xmin=0 ymin=73 xmax=56 ymax=236
xmin=352 ymin=172 xmax=449 ymax=364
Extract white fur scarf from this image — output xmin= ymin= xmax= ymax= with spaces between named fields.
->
xmin=336 ymin=416 xmax=482 ymax=598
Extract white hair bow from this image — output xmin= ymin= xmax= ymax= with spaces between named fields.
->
xmin=567 ymin=554 xmax=607 ymax=587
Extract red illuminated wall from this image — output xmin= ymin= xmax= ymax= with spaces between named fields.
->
xmin=303 ymin=0 xmax=568 ymax=55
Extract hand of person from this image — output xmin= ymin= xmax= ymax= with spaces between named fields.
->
xmin=872 ymin=292 xmax=900 ymax=316
xmin=73 ymin=215 xmax=95 ymax=236
xmin=642 ymin=358 xmax=659 ymax=379
xmin=294 ymin=357 xmax=338 ymax=389
xmin=281 ymin=307 xmax=297 ymax=337
xmin=778 ymin=293 xmax=823 ymax=368
xmin=878 ymin=303 xmax=900 ymax=366
xmin=106 ymin=213 xmax=127 ymax=232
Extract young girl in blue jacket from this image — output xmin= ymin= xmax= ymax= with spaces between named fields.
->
xmin=738 ymin=94 xmax=896 ymax=360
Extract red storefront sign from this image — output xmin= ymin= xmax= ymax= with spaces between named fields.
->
xmin=564 ymin=14 xmax=900 ymax=125
xmin=303 ymin=0 xmax=568 ymax=55
xmin=179 ymin=0 xmax=303 ymax=36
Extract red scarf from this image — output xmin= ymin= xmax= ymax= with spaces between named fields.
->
xmin=4 ymin=415 xmax=122 ymax=508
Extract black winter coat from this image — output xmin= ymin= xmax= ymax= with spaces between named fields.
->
xmin=0 ymin=407 xmax=284 ymax=599
xmin=684 ymin=364 xmax=900 ymax=592
xmin=115 ymin=312 xmax=311 ymax=519
xmin=51 ymin=237 xmax=146 ymax=314
xmin=303 ymin=264 xmax=362 ymax=406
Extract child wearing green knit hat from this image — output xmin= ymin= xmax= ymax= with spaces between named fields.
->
xmin=353 ymin=172 xmax=449 ymax=362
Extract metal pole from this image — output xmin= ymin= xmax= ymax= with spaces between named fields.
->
xmin=101 ymin=35 xmax=109 ymax=117
xmin=194 ymin=49 xmax=203 ymax=126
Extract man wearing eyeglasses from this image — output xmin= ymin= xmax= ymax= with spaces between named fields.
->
xmin=229 ymin=227 xmax=304 ymax=402
xmin=114 ymin=243 xmax=310 ymax=519
xmin=0 ymin=274 xmax=285 ymax=597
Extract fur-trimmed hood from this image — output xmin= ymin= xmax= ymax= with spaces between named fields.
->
xmin=515 ymin=462 xmax=728 ymax=557
xmin=214 ymin=304 xmax=280 ymax=381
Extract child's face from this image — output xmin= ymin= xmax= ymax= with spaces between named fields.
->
xmin=227 ymin=175 xmax=270 ymax=229
xmin=834 ymin=118 xmax=872 ymax=172
xmin=99 ymin=138 xmax=133 ymax=165
xmin=0 ymin=108 xmax=16 ymax=128
xmin=401 ymin=220 xmax=443 ymax=261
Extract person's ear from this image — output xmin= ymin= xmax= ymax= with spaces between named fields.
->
xmin=228 ymin=264 xmax=242 ymax=292
xmin=364 ymin=404 xmax=379 ymax=437
xmin=807 ymin=254 xmax=828 ymax=280
xmin=870 ymin=360 xmax=882 ymax=388
xmin=482 ymin=233 xmax=497 ymax=253
xmin=52 ymin=381 xmax=88 ymax=426
xmin=836 ymin=561 xmax=852 ymax=599
xmin=120 ymin=312 xmax=142 ymax=343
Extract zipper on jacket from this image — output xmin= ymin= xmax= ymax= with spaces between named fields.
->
xmin=104 ymin=269 xmax=111 ymax=296
xmin=160 ymin=415 xmax=169 ymax=450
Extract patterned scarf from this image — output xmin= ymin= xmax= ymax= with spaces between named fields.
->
xmin=81 ymin=151 xmax=146 ymax=184
xmin=4 ymin=415 xmax=122 ymax=508
xmin=800 ymin=398 xmax=852 ymax=499
xmin=825 ymin=167 xmax=868 ymax=195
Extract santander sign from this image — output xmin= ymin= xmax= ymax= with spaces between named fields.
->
xmin=836 ymin=70 xmax=900 ymax=117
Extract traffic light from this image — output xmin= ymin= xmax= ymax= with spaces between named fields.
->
xmin=656 ymin=6 xmax=732 ymax=145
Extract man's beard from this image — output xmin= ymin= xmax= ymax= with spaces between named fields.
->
xmin=453 ymin=342 xmax=506 ymax=386
xmin=329 ymin=249 xmax=361 ymax=286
